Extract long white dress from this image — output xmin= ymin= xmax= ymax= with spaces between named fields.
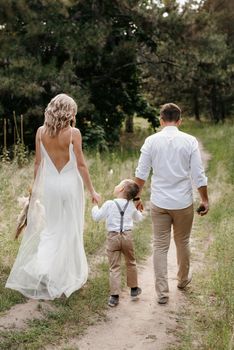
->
xmin=6 ymin=132 xmax=88 ymax=300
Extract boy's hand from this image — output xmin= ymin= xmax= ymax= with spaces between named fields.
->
xmin=91 ymin=191 xmax=101 ymax=204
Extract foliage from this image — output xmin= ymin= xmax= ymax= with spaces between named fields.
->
xmin=82 ymin=124 xmax=108 ymax=151
xmin=0 ymin=0 xmax=159 ymax=148
xmin=0 ymin=0 xmax=233 ymax=151
xmin=142 ymin=0 xmax=234 ymax=122
xmin=0 ymin=148 xmax=10 ymax=164
xmin=181 ymin=1 xmax=233 ymax=122
xmin=13 ymin=141 xmax=28 ymax=168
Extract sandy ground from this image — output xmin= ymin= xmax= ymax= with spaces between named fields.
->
xmin=0 ymin=299 xmax=54 ymax=330
xmin=64 ymin=240 xmax=186 ymax=350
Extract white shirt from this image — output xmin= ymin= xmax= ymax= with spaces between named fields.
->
xmin=135 ymin=126 xmax=207 ymax=209
xmin=92 ymin=198 xmax=143 ymax=232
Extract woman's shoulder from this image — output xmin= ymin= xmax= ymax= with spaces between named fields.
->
xmin=35 ymin=126 xmax=44 ymax=139
xmin=36 ymin=126 xmax=44 ymax=132
xmin=71 ymin=127 xmax=82 ymax=139
xmin=72 ymin=127 xmax=81 ymax=134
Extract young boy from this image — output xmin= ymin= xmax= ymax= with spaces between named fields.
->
xmin=92 ymin=179 xmax=143 ymax=307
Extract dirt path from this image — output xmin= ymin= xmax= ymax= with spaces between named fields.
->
xmin=62 ymin=241 xmax=185 ymax=350
xmin=0 ymin=300 xmax=54 ymax=330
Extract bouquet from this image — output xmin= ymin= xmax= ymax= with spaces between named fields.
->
xmin=15 ymin=189 xmax=31 ymax=240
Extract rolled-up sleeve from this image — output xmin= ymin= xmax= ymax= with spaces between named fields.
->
xmin=135 ymin=137 xmax=152 ymax=180
xmin=190 ymin=139 xmax=208 ymax=188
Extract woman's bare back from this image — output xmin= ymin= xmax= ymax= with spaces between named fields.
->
xmin=40 ymin=126 xmax=72 ymax=173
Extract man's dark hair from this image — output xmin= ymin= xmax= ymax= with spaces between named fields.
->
xmin=160 ymin=103 xmax=181 ymax=122
xmin=123 ymin=180 xmax=139 ymax=200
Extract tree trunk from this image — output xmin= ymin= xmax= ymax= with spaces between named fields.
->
xmin=211 ymin=85 xmax=219 ymax=123
xmin=220 ymin=99 xmax=226 ymax=123
xmin=194 ymin=92 xmax=200 ymax=121
xmin=125 ymin=115 xmax=134 ymax=133
xmin=3 ymin=118 xmax=7 ymax=149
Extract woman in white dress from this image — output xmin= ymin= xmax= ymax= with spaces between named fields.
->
xmin=6 ymin=94 xmax=100 ymax=300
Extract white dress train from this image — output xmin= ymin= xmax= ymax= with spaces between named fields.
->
xmin=6 ymin=136 xmax=88 ymax=300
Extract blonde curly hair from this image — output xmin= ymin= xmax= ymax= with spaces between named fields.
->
xmin=44 ymin=94 xmax=77 ymax=137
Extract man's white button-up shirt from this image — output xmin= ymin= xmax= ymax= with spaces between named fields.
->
xmin=135 ymin=126 xmax=207 ymax=210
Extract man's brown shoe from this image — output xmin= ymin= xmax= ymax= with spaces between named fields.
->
xmin=177 ymin=277 xmax=192 ymax=290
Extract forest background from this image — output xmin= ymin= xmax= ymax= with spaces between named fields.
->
xmin=0 ymin=0 xmax=233 ymax=154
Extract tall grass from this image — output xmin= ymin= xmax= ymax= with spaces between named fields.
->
xmin=175 ymin=122 xmax=234 ymax=350
xmin=0 ymin=123 xmax=153 ymax=349
xmin=0 ymin=162 xmax=33 ymax=311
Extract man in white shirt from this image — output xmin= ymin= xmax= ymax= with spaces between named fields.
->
xmin=135 ymin=103 xmax=209 ymax=304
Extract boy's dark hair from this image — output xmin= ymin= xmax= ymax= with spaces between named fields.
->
xmin=160 ymin=103 xmax=181 ymax=122
xmin=123 ymin=180 xmax=140 ymax=200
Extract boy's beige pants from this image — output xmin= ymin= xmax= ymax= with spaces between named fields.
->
xmin=107 ymin=231 xmax=138 ymax=295
xmin=151 ymin=203 xmax=194 ymax=298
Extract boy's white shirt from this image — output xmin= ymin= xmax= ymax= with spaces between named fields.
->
xmin=92 ymin=198 xmax=143 ymax=232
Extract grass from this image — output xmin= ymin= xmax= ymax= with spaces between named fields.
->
xmin=0 ymin=272 xmax=110 ymax=350
xmin=3 ymin=118 xmax=233 ymax=349
xmin=0 ymin=162 xmax=33 ymax=311
xmin=0 ymin=120 xmax=153 ymax=349
xmin=172 ymin=121 xmax=234 ymax=350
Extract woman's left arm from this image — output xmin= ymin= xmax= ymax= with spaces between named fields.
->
xmin=73 ymin=128 xmax=101 ymax=204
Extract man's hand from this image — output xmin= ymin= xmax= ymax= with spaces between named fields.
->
xmin=135 ymin=199 xmax=144 ymax=212
xmin=197 ymin=201 xmax=209 ymax=216
xmin=134 ymin=177 xmax=145 ymax=212
xmin=197 ymin=186 xmax=209 ymax=216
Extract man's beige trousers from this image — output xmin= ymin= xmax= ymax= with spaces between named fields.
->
xmin=107 ymin=231 xmax=138 ymax=295
xmin=151 ymin=203 xmax=194 ymax=298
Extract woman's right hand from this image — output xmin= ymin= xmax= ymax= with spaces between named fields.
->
xmin=91 ymin=191 xmax=101 ymax=204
